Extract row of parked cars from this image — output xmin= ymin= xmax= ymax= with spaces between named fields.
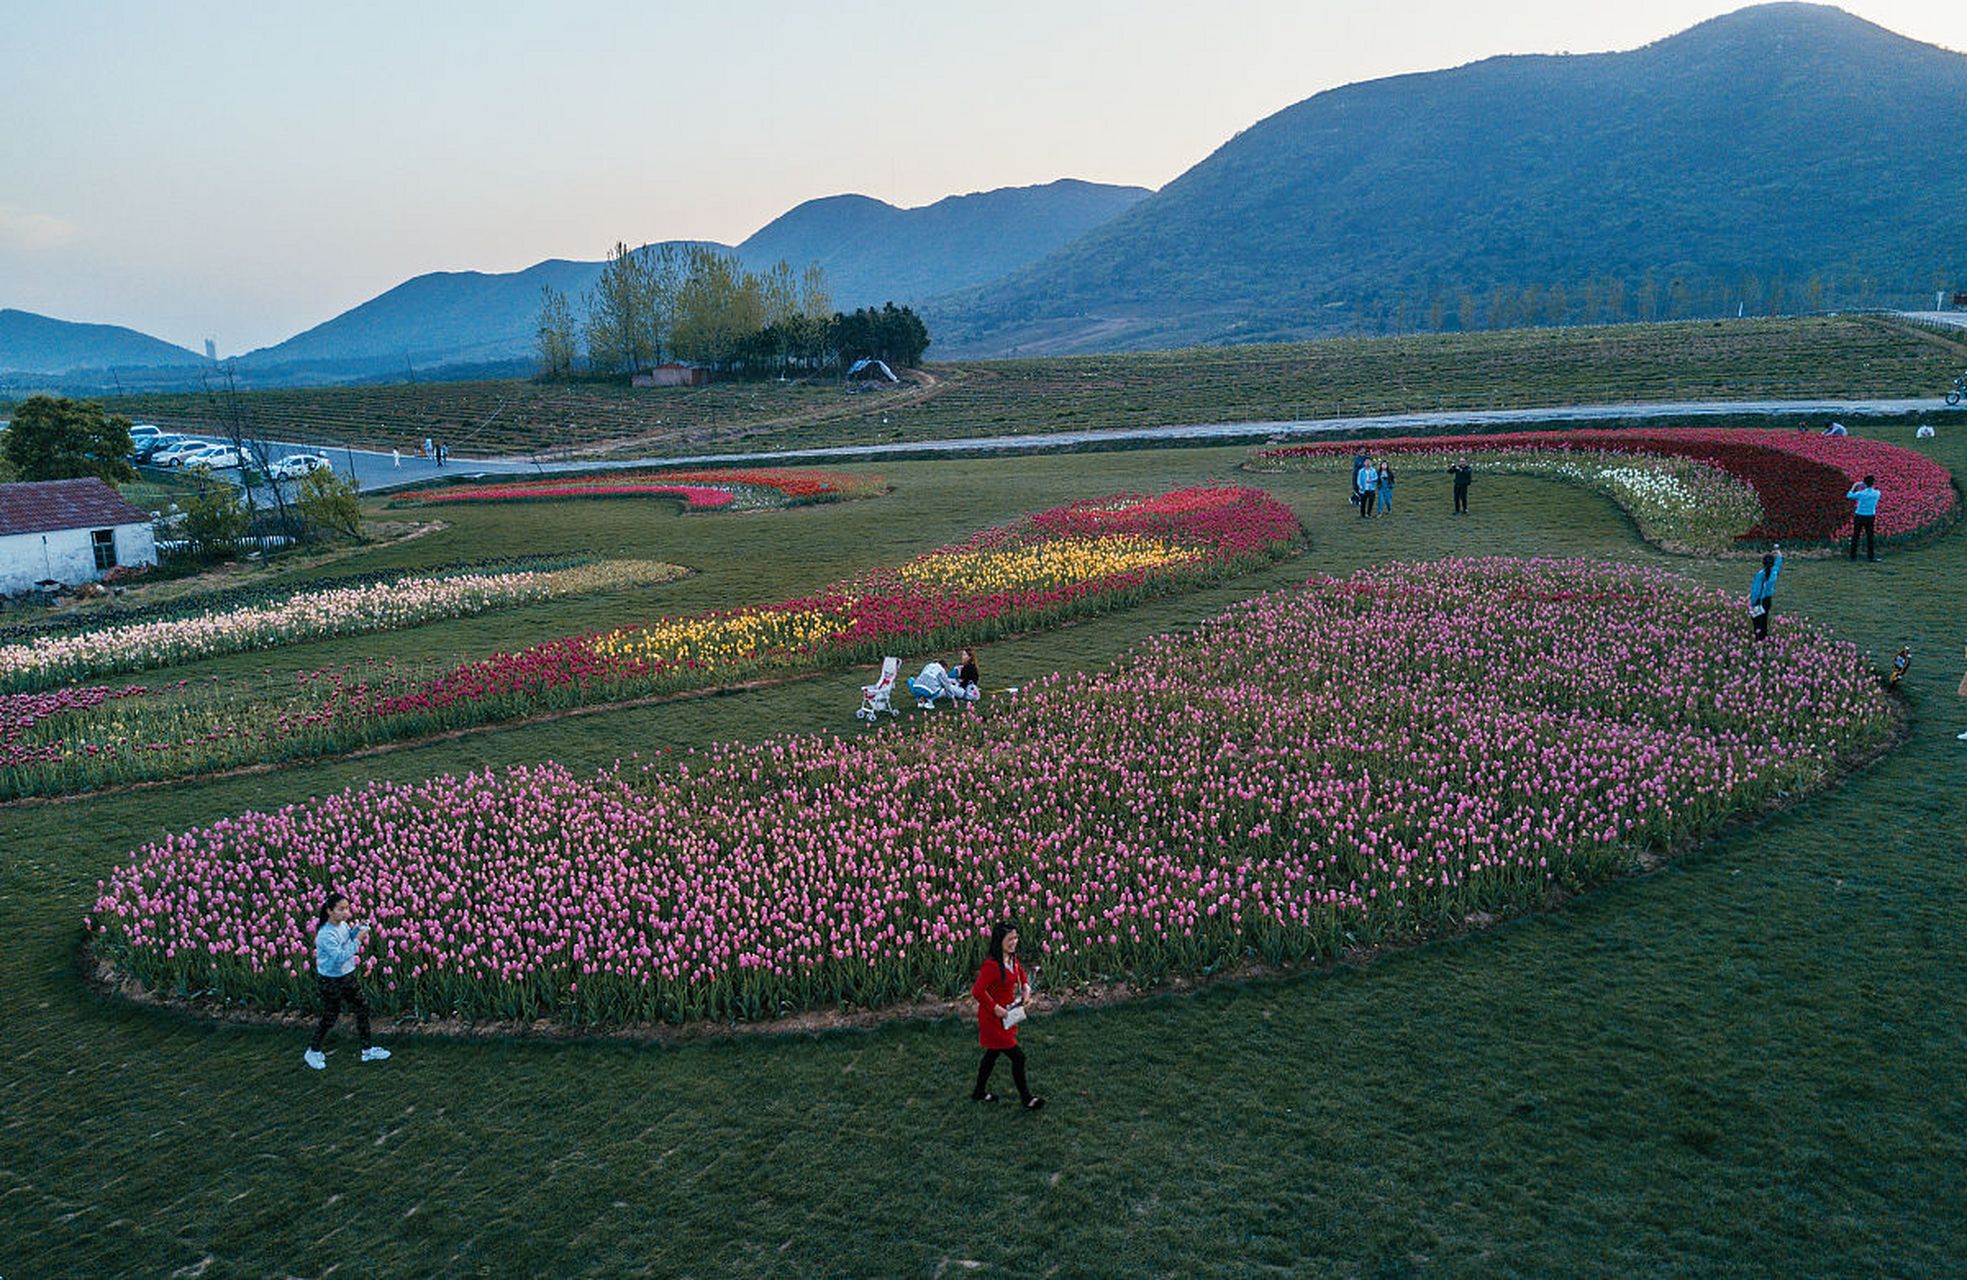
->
xmin=129 ymin=424 xmax=335 ymax=481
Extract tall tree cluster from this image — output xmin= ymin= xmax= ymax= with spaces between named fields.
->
xmin=535 ymin=246 xmax=927 ymax=381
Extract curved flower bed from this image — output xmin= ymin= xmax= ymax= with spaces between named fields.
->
xmin=3 ymin=488 xmax=1298 ymax=800
xmin=397 ymin=467 xmax=885 ymax=511
xmin=0 ymin=561 xmax=688 ymax=692
xmin=90 ymin=558 xmax=1893 ymax=1028
xmin=1254 ymin=428 xmax=1957 ymax=544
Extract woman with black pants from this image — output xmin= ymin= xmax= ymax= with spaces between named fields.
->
xmin=303 ymin=892 xmax=390 ymax=1070
xmin=970 ymin=921 xmax=1043 ymax=1109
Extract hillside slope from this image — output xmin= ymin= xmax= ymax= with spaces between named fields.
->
xmin=736 ymin=179 xmax=1151 ymax=309
xmin=0 ymin=309 xmax=206 ymax=374
xmin=933 ymin=3 xmax=1967 ymax=355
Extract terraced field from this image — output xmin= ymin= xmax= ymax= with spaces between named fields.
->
xmin=73 ymin=315 xmax=1967 ymax=459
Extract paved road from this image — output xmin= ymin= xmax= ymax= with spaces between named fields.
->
xmin=1901 ymin=310 xmax=1967 ymax=331
xmin=166 ymin=396 xmax=1955 ymax=494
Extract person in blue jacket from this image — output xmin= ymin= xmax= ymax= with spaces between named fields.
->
xmin=1749 ymin=545 xmax=1782 ymax=641
xmin=303 ymin=892 xmax=390 ymax=1070
xmin=1845 ymin=476 xmax=1881 ymax=561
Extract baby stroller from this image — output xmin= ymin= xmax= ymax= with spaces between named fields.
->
xmin=857 ymin=656 xmax=901 ymax=722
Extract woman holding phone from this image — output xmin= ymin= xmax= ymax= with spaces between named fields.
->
xmin=303 ymin=892 xmax=390 ymax=1070
xmin=969 ymin=921 xmax=1043 ymax=1109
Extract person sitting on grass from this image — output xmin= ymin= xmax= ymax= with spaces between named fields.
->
xmin=953 ymin=648 xmax=981 ymax=704
xmin=909 ymin=660 xmax=953 ymax=708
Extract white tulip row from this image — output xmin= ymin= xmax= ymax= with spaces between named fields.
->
xmin=0 ymin=560 xmax=685 ymax=690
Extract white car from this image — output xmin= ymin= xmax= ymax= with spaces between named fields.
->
xmin=128 ymin=423 xmax=165 ymax=441
xmin=152 ymin=440 xmax=220 ymax=467
xmin=190 ymin=446 xmax=243 ymax=470
xmin=269 ymin=453 xmax=334 ymax=481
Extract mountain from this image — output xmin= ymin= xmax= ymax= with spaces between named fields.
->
xmin=736 ymin=179 xmax=1152 ymax=310
xmin=224 ymin=178 xmax=1150 ymax=383
xmin=0 ymin=309 xmax=206 ymax=375
xmin=233 ymin=256 xmax=636 ymax=377
xmin=932 ymin=3 xmax=1967 ymax=355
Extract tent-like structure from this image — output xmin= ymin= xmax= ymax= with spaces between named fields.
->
xmin=845 ymin=358 xmax=899 ymax=384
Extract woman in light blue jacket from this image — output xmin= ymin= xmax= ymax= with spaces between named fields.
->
xmin=303 ymin=892 xmax=390 ymax=1070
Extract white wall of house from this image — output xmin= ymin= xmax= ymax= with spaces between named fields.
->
xmin=0 ymin=521 xmax=157 ymax=594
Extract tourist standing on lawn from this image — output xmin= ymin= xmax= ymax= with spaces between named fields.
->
xmin=1956 ymin=640 xmax=1967 ymax=742
xmin=1450 ymin=460 xmax=1473 ymax=515
xmin=304 ymin=892 xmax=390 ymax=1070
xmin=1356 ymin=459 xmax=1378 ymax=519
xmin=970 ymin=922 xmax=1043 ymax=1110
xmin=1377 ymin=460 xmax=1395 ymax=514
xmin=1749 ymin=545 xmax=1782 ymax=641
xmin=1846 ymin=476 xmax=1881 ymax=561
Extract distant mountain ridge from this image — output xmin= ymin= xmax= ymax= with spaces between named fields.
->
xmin=930 ymin=2 xmax=1967 ymax=355
xmin=1 ymin=178 xmax=1150 ymax=387
xmin=737 ymin=179 xmax=1151 ymax=309
xmin=226 ymin=178 xmax=1148 ymax=383
xmin=0 ymin=309 xmax=206 ymax=376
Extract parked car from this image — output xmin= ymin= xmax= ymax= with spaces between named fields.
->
xmin=191 ymin=446 xmax=243 ymax=470
xmin=134 ymin=433 xmax=187 ymax=462
xmin=128 ymin=423 xmax=165 ymax=442
xmin=269 ymin=453 xmax=334 ymax=481
xmin=152 ymin=440 xmax=220 ymax=467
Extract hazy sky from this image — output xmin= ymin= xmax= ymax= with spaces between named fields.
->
xmin=2 ymin=1 xmax=1958 ymax=354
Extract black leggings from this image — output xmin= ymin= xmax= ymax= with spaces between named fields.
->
xmin=1454 ymin=487 xmax=1469 ymax=514
xmin=310 ymin=974 xmax=372 ymax=1051
xmin=974 ymin=1046 xmax=1031 ymax=1102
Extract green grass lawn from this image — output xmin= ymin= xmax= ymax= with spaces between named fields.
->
xmin=79 ymin=315 xmax=1967 ymax=460
xmin=2 ymin=432 xmax=1963 ymax=1276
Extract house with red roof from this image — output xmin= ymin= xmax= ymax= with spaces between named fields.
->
xmin=0 ymin=477 xmax=157 ymax=594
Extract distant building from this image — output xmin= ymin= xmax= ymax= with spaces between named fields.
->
xmin=631 ymin=362 xmax=708 ymax=388
xmin=0 ymin=477 xmax=157 ymax=595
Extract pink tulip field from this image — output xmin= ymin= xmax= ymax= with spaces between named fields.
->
xmin=1 ymin=487 xmax=1298 ymax=799
xmin=90 ymin=557 xmax=1894 ymax=1028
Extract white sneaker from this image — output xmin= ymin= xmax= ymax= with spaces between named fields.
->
xmin=360 ymin=1046 xmax=391 ymax=1062
xmin=303 ymin=1049 xmax=326 ymax=1070
xmin=1956 ymin=729 xmax=1967 ymax=741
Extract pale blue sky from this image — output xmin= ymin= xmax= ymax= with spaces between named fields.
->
xmin=2 ymin=1 xmax=1958 ymax=354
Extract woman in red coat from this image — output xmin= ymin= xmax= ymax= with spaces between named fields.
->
xmin=970 ymin=921 xmax=1043 ymax=1109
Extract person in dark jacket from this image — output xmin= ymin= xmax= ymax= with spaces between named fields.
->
xmin=1449 ymin=461 xmax=1473 ymax=515
xmin=969 ymin=921 xmax=1042 ymax=1109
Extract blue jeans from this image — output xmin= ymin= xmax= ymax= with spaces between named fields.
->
xmin=1377 ymin=485 xmax=1391 ymax=513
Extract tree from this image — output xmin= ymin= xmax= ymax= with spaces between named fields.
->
xmin=584 ymin=242 xmax=671 ymax=374
xmin=671 ymin=247 xmax=766 ymax=370
xmin=294 ymin=467 xmax=362 ymax=539
xmin=3 ymin=395 xmax=136 ymax=483
xmin=535 ymin=284 xmax=578 ymax=378
xmin=178 ymin=469 xmax=248 ymax=561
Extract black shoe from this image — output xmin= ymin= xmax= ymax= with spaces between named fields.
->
xmin=1023 ymin=1096 xmax=1045 ymax=1111
xmin=973 ymin=1092 xmax=998 ymax=1103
